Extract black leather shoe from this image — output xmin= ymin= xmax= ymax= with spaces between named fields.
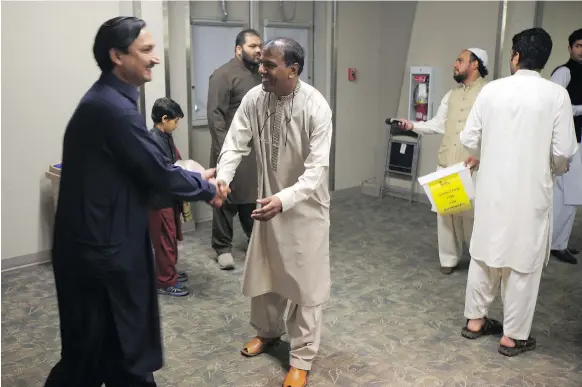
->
xmin=551 ymin=249 xmax=578 ymax=264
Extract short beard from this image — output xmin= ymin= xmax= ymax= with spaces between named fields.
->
xmin=241 ymin=51 xmax=259 ymax=68
xmin=453 ymin=72 xmax=467 ymax=84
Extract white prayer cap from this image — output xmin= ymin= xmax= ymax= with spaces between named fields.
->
xmin=468 ymin=48 xmax=488 ymax=68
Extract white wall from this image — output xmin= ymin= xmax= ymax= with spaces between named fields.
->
xmin=540 ymin=1 xmax=582 ymax=79
xmin=387 ymin=1 xmax=500 ymax=195
xmin=141 ymin=1 xmax=167 ymax=129
xmin=334 ymin=1 xmax=417 ymax=190
xmin=498 ymin=1 xmax=537 ymax=79
xmin=1 ymin=0 xmax=122 ymax=262
xmin=167 ymin=1 xmax=191 ymax=162
xmin=7 ymin=1 xmax=577 ymax=267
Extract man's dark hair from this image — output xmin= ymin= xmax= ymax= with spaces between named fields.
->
xmin=568 ymin=28 xmax=582 ymax=47
xmin=511 ymin=27 xmax=553 ymax=71
xmin=264 ymin=37 xmax=305 ymax=75
xmin=469 ymin=53 xmax=489 ymax=78
xmin=151 ymin=97 xmax=184 ymax=124
xmin=235 ymin=29 xmax=260 ymax=48
xmin=93 ymin=16 xmax=146 ymax=73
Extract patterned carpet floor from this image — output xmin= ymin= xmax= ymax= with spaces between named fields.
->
xmin=2 ymin=188 xmax=582 ymax=386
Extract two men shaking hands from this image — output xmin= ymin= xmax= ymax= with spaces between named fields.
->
xmin=203 ymin=168 xmax=283 ymax=222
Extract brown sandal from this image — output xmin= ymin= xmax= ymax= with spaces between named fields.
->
xmin=240 ymin=336 xmax=280 ymax=357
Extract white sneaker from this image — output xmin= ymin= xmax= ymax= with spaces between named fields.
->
xmin=217 ymin=253 xmax=235 ymax=270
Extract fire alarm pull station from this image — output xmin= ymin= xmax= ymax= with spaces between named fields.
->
xmin=348 ymin=68 xmax=356 ymax=81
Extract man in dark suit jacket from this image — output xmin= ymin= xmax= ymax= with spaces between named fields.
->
xmin=45 ymin=17 xmax=225 ymax=387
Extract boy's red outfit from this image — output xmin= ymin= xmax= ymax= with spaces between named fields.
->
xmin=148 ymin=128 xmax=190 ymax=288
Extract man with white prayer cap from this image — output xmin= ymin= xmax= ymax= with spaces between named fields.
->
xmin=459 ymin=27 xmax=578 ymax=357
xmin=397 ymin=47 xmax=489 ymax=274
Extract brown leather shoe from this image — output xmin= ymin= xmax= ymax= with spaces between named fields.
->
xmin=282 ymin=367 xmax=308 ymax=387
xmin=240 ymin=336 xmax=279 ymax=357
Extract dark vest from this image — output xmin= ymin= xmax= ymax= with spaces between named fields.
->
xmin=552 ymin=59 xmax=582 ymax=142
xmin=148 ymin=127 xmax=179 ymax=210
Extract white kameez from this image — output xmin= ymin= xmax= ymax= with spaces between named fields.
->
xmin=550 ymin=66 xmax=582 ymax=250
xmin=460 ymin=70 xmax=578 ymax=339
xmin=216 ymin=80 xmax=332 ymax=307
xmin=552 ymin=151 xmax=580 ymax=250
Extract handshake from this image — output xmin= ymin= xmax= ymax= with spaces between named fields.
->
xmin=202 ymin=168 xmax=230 ymax=208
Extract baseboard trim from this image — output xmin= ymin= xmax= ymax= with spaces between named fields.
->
xmin=1 ymin=250 xmax=51 ymax=272
xmin=382 ymin=186 xmax=431 ymax=205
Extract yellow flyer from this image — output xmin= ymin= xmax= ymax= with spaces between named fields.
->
xmin=417 ymin=162 xmax=475 ymax=215
xmin=427 ymin=173 xmax=472 ymax=215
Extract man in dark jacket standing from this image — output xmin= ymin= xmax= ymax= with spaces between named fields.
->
xmin=207 ymin=29 xmax=262 ymax=269
xmin=44 ymin=17 xmax=224 ymax=387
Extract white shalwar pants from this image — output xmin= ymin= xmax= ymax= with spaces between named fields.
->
xmin=437 ymin=211 xmax=473 ymax=268
xmin=250 ymin=292 xmax=323 ymax=371
xmin=551 ymin=145 xmax=581 ymax=250
xmin=464 ymin=258 xmax=543 ymax=340
xmin=435 ymin=165 xmax=475 ymax=268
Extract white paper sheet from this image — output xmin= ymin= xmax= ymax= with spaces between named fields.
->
xmin=174 ymin=159 xmax=206 ymax=174
xmin=417 ymin=162 xmax=475 ymax=213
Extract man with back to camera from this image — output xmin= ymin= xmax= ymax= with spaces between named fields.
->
xmin=216 ymin=37 xmax=332 ymax=387
xmin=397 ymin=47 xmax=489 ymax=274
xmin=548 ymin=28 xmax=582 ymax=265
xmin=459 ymin=27 xmax=577 ymax=357
xmin=44 ymin=17 xmax=227 ymax=387
xmin=207 ymin=29 xmax=262 ymax=270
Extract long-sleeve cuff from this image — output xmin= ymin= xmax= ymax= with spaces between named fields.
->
xmin=194 ymin=174 xmax=217 ymax=202
xmin=274 ymin=188 xmax=295 ymax=212
xmin=411 ymin=123 xmax=430 ymax=135
xmin=412 ymin=121 xmax=441 ymax=135
xmin=216 ymin=171 xmax=234 ymax=187
xmin=205 ymin=182 xmax=217 ymax=201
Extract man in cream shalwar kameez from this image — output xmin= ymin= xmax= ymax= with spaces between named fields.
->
xmin=459 ymin=28 xmax=578 ymax=357
xmin=398 ymin=48 xmax=489 ymax=274
xmin=216 ymin=38 xmax=331 ymax=387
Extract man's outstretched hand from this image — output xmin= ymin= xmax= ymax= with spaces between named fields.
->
xmin=216 ymin=180 xmax=231 ymax=199
xmin=464 ymin=156 xmax=480 ymax=175
xmin=251 ymin=196 xmax=282 ymax=221
xmin=208 ymin=179 xmax=231 ymax=208
xmin=202 ymin=168 xmax=216 ymax=180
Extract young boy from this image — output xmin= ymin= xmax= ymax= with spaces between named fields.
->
xmin=148 ymin=97 xmax=191 ymax=297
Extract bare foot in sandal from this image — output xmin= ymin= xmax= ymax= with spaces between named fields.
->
xmin=498 ymin=335 xmax=536 ymax=357
xmin=467 ymin=318 xmax=485 ymax=332
xmin=461 ymin=317 xmax=503 ymax=339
